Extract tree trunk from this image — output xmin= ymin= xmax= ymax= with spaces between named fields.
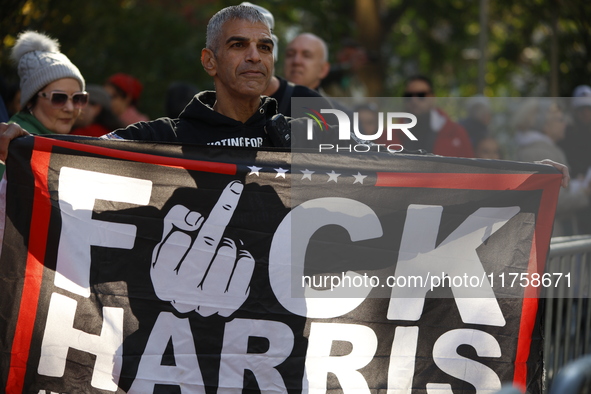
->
xmin=355 ymin=0 xmax=385 ymax=96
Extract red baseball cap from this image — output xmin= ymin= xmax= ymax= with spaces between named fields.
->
xmin=108 ymin=73 xmax=143 ymax=101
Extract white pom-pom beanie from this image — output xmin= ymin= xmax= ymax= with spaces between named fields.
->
xmin=10 ymin=31 xmax=85 ymax=108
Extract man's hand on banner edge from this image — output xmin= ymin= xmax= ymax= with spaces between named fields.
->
xmin=0 ymin=122 xmax=30 ymax=163
xmin=536 ymin=159 xmax=570 ymax=188
xmin=150 ymin=180 xmax=255 ymax=317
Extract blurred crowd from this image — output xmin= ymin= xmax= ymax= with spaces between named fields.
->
xmin=1 ymin=3 xmax=590 ymax=238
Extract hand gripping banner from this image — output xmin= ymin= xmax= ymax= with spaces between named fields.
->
xmin=0 ymin=135 xmax=561 ymax=393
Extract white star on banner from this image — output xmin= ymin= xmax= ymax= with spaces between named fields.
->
xmin=301 ymin=169 xmax=315 ymax=180
xmin=247 ymin=166 xmax=262 ymax=176
xmin=352 ymin=172 xmax=367 ymax=184
xmin=327 ymin=170 xmax=341 ymax=183
xmin=275 ymin=167 xmax=289 ymax=178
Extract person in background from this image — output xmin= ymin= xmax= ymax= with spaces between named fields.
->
xmin=2 ymin=30 xmax=86 ymax=177
xmin=0 ymin=75 xmax=22 ymax=120
xmin=284 ymin=33 xmax=330 ymax=92
xmin=377 ymin=75 xmax=474 ymax=158
xmin=514 ymin=98 xmax=590 ymax=236
xmin=282 ymin=30 xmax=351 ymax=117
xmin=459 ymin=95 xmax=492 ymax=150
xmin=165 ymin=81 xmax=199 ymax=119
xmin=351 ymin=102 xmax=381 ymax=144
xmin=558 ymin=85 xmax=591 ymax=234
xmin=0 ymin=96 xmax=8 ymax=123
xmin=474 ymin=136 xmax=502 ymax=160
xmin=8 ymin=30 xmax=86 ymax=136
xmin=70 ymin=84 xmax=124 ymax=137
xmin=559 ymin=85 xmax=591 ymax=180
xmin=104 ymin=72 xmax=149 ymax=126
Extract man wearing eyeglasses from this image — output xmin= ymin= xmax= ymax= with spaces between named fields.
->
xmin=400 ymin=75 xmax=474 ymax=158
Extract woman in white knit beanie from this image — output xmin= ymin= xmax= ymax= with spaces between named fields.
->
xmin=9 ymin=30 xmax=87 ymax=135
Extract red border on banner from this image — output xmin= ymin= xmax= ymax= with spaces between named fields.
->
xmin=5 ymin=137 xmax=561 ymax=392
xmin=376 ymin=171 xmax=562 ymax=391
xmin=6 ymin=146 xmax=52 ymax=393
xmin=33 ymin=136 xmax=239 ymax=174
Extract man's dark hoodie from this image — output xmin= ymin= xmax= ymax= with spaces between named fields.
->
xmin=106 ymin=91 xmax=276 ymax=148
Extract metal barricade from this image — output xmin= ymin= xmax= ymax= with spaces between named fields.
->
xmin=543 ymin=235 xmax=591 ymax=392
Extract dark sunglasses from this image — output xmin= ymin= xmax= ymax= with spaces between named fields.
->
xmin=403 ymin=91 xmax=429 ymax=98
xmin=38 ymin=90 xmax=89 ymax=108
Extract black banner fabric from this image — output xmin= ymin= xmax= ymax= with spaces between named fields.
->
xmin=0 ymin=135 xmax=561 ymax=393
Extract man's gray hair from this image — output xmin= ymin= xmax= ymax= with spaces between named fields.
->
xmin=206 ymin=5 xmax=271 ymax=53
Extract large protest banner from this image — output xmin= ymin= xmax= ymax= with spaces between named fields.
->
xmin=0 ymin=135 xmax=561 ymax=393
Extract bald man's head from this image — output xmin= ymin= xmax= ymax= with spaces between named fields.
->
xmin=284 ymin=33 xmax=330 ymax=90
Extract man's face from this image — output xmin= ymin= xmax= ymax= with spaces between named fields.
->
xmin=403 ymin=80 xmax=435 ymax=116
xmin=284 ymin=34 xmax=329 ymax=90
xmin=203 ymin=19 xmax=274 ymax=99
